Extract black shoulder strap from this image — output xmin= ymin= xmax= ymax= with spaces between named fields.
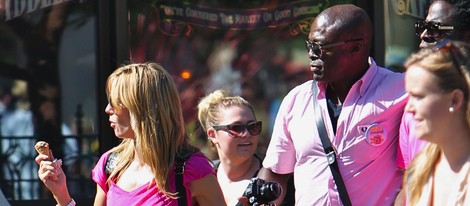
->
xmin=311 ymin=82 xmax=352 ymax=206
xmin=105 ymin=152 xmax=118 ymax=176
xmin=175 ymin=153 xmax=192 ymax=206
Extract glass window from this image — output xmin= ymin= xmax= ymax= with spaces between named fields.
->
xmin=128 ymin=0 xmax=351 ymax=159
xmin=383 ymin=0 xmax=429 ymax=71
xmin=0 ymin=0 xmax=99 ymax=201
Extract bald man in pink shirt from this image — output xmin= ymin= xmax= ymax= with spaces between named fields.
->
xmin=258 ymin=4 xmax=408 ymax=206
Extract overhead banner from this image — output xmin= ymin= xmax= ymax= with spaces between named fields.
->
xmin=0 ymin=0 xmax=81 ymax=21
xmin=157 ymin=0 xmax=326 ymax=30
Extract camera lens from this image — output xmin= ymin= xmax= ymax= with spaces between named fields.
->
xmin=259 ymin=182 xmax=282 ymax=203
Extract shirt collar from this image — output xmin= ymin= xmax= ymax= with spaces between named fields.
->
xmin=356 ymin=57 xmax=378 ymax=97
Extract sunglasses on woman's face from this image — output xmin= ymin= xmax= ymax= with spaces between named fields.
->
xmin=212 ymin=121 xmax=262 ymax=136
xmin=415 ymin=20 xmax=454 ymax=37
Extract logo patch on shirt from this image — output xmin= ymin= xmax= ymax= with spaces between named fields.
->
xmin=359 ymin=123 xmax=386 ymax=146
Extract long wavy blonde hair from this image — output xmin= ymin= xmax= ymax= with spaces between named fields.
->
xmin=106 ymin=62 xmax=196 ymax=198
xmin=404 ymin=41 xmax=470 ymax=205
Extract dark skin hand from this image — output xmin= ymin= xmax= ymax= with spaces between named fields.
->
xmin=236 ymin=167 xmax=291 ymax=206
xmin=257 ymin=167 xmax=291 ymax=206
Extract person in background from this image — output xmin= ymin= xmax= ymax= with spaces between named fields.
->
xmin=0 ymin=83 xmax=37 ymax=200
xmin=36 ymin=62 xmax=226 ymax=206
xmin=197 ymin=89 xmax=263 ymax=206
xmin=401 ymin=40 xmax=470 ymax=205
xmin=257 ymin=4 xmax=408 ymax=205
xmin=395 ymin=2 xmax=470 ymax=204
xmin=397 ymin=0 xmax=470 ymax=170
xmin=417 ymin=0 xmax=470 ymax=49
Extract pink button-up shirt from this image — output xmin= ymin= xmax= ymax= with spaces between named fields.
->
xmin=264 ymin=58 xmax=408 ymax=205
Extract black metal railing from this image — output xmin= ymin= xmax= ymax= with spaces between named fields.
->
xmin=0 ymin=134 xmax=99 ymax=203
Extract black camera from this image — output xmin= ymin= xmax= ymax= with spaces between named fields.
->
xmin=238 ymin=177 xmax=282 ymax=206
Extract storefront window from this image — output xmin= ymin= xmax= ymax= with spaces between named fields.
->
xmin=128 ymin=0 xmax=351 ymax=159
xmin=383 ymin=0 xmax=429 ymax=70
xmin=1 ymin=0 xmax=395 ymax=203
xmin=0 ymin=0 xmax=99 ymax=201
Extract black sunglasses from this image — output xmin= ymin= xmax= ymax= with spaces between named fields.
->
xmin=415 ymin=20 xmax=454 ymax=37
xmin=305 ymin=38 xmax=363 ymax=58
xmin=212 ymin=121 xmax=262 ymax=136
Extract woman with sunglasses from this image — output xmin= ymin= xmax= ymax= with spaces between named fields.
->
xmin=401 ymin=40 xmax=470 ymax=205
xmin=197 ymin=89 xmax=264 ymax=205
xmin=35 ymin=62 xmax=226 ymax=206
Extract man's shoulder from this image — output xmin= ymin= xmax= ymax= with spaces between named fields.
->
xmin=286 ymin=80 xmax=314 ymax=96
xmin=376 ymin=66 xmax=405 ymax=79
xmin=373 ymin=66 xmax=405 ymax=88
xmin=278 ymin=80 xmax=314 ymax=111
xmin=364 ymin=67 xmax=408 ymax=107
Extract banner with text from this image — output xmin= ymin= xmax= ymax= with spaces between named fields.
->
xmin=157 ymin=0 xmax=327 ymax=30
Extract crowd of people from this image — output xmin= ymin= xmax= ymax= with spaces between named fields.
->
xmin=34 ymin=1 xmax=470 ymax=205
